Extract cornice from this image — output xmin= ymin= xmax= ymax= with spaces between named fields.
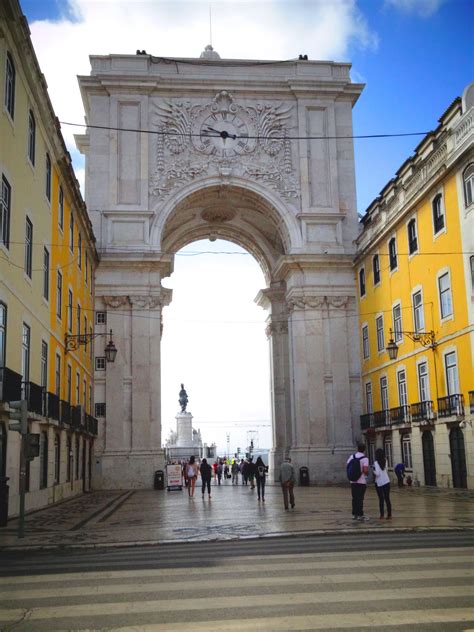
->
xmin=273 ymin=253 xmax=355 ymax=279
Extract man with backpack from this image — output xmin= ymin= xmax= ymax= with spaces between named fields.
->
xmin=347 ymin=440 xmax=370 ymax=521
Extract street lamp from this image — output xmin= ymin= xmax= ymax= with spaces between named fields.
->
xmin=65 ymin=328 xmax=118 ymax=362
xmin=385 ymin=328 xmax=436 ymax=361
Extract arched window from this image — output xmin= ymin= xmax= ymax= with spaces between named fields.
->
xmin=28 ymin=110 xmax=36 ymax=165
xmin=54 ymin=434 xmax=60 ymax=484
xmin=463 ymin=163 xmax=474 ymax=207
xmin=383 ymin=436 xmax=393 ymax=468
xmin=4 ymin=52 xmax=15 ymax=119
xmin=407 ymin=218 xmax=418 ymax=254
xmin=40 ymin=431 xmax=48 ymax=489
xmin=401 ymin=434 xmax=412 ymax=470
xmin=372 ymin=254 xmax=380 ymax=285
xmin=388 ymin=237 xmax=397 ymax=271
xmin=45 ymin=153 xmax=51 ymax=201
xmin=432 ymin=193 xmax=444 ymax=234
xmin=359 ymin=268 xmax=366 ymax=297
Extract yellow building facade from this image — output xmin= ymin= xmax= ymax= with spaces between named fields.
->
xmin=0 ymin=0 xmax=98 ymax=516
xmin=355 ymin=84 xmax=474 ymax=489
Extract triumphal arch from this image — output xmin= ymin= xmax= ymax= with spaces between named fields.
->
xmin=76 ymin=47 xmax=363 ymax=488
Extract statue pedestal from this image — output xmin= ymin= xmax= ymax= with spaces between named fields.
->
xmin=175 ymin=411 xmax=193 ymax=447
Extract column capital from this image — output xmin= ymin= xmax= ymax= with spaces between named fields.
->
xmin=265 ymin=319 xmax=289 ymax=338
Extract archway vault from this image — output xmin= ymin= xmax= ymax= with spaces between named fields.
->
xmin=154 ymin=179 xmax=302 ymax=285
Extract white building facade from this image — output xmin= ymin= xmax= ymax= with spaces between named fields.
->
xmin=76 ymin=50 xmax=364 ymax=487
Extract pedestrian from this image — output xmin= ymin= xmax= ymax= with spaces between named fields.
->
xmin=347 ymin=441 xmax=369 ymax=521
xmin=200 ymin=458 xmax=212 ymax=499
xmin=212 ymin=461 xmax=218 ymax=483
xmin=255 ymin=456 xmax=267 ymax=502
xmin=186 ymin=455 xmax=199 ymax=498
xmin=394 ymin=463 xmax=405 ymax=488
xmin=224 ymin=463 xmax=229 ymax=482
xmin=217 ymin=461 xmax=223 ymax=485
xmin=247 ymin=456 xmax=256 ymax=490
xmin=231 ymin=460 xmax=239 ymax=485
xmin=241 ymin=459 xmax=248 ymax=485
xmin=374 ymin=448 xmax=392 ymax=520
xmin=279 ymin=457 xmax=296 ymax=510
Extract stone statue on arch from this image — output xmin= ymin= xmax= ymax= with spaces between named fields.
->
xmin=179 ymin=384 xmax=189 ymax=412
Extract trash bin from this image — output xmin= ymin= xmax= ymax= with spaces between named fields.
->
xmin=154 ymin=470 xmax=165 ymax=490
xmin=299 ymin=466 xmax=309 ymax=486
xmin=0 ymin=477 xmax=9 ymax=527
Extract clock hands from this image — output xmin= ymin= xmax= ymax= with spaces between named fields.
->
xmin=203 ymin=126 xmax=237 ymax=140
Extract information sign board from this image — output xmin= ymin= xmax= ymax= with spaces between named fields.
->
xmin=166 ymin=463 xmax=183 ymax=491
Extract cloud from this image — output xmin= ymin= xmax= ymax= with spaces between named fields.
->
xmin=384 ymin=0 xmax=446 ymax=17
xmin=28 ymin=0 xmax=378 ymax=154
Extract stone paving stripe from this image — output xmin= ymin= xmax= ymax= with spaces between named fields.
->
xmin=50 ymin=608 xmax=474 ymax=631
xmin=71 ymin=491 xmax=133 ymax=530
xmin=1 ymin=564 xmax=472 ymax=600
xmin=96 ymin=491 xmax=136 ymax=524
xmin=0 ymin=586 xmax=473 ymax=622
xmin=0 ymin=555 xmax=473 ymax=599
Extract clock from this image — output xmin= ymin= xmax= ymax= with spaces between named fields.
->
xmin=195 ymin=111 xmax=255 ymax=157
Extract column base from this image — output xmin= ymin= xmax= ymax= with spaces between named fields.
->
xmin=92 ymin=449 xmax=166 ymax=489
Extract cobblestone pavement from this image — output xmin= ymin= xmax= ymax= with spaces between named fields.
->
xmin=0 ymin=482 xmax=473 ymax=550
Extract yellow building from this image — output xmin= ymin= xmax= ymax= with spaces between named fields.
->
xmin=0 ymin=0 xmax=99 ymax=516
xmin=355 ymin=84 xmax=474 ymax=489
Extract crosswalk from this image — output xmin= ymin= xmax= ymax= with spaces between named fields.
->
xmin=1 ymin=546 xmax=473 ymax=630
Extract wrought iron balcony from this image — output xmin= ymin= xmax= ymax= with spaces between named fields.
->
xmin=85 ymin=413 xmax=98 ymax=435
xmin=411 ymin=400 xmax=434 ymax=423
xmin=374 ymin=410 xmax=389 ymax=428
xmin=46 ymin=392 xmax=60 ymax=420
xmin=469 ymin=391 xmax=474 ymax=414
xmin=60 ymin=400 xmax=71 ymax=425
xmin=0 ymin=366 xmax=22 ymax=402
xmin=71 ymin=405 xmax=83 ymax=428
xmin=22 ymin=381 xmax=44 ymax=416
xmin=437 ymin=394 xmax=464 ymax=418
xmin=360 ymin=413 xmax=374 ymax=430
xmin=388 ymin=405 xmax=411 ymax=425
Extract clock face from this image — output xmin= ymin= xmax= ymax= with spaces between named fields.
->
xmin=196 ymin=112 xmax=254 ymax=157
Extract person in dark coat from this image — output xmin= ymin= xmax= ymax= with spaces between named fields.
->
xmin=200 ymin=458 xmax=212 ymax=499
xmin=247 ymin=457 xmax=256 ymax=490
xmin=241 ymin=459 xmax=248 ymax=485
xmin=255 ymin=456 xmax=267 ymax=502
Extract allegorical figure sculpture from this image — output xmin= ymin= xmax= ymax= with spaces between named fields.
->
xmin=179 ymin=383 xmax=189 ymax=412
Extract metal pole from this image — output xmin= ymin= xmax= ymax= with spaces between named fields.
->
xmin=18 ymin=432 xmax=26 ymax=539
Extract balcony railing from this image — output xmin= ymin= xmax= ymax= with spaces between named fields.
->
xmin=437 ymin=394 xmax=464 ymax=418
xmin=22 ymin=381 xmax=44 ymax=416
xmin=469 ymin=391 xmax=474 ymax=414
xmin=60 ymin=400 xmax=71 ymax=425
xmin=71 ymin=405 xmax=83 ymax=428
xmin=388 ymin=405 xmax=411 ymax=425
xmin=46 ymin=392 xmax=60 ymax=420
xmin=411 ymin=400 xmax=434 ymax=422
xmin=85 ymin=413 xmax=98 ymax=435
xmin=360 ymin=413 xmax=373 ymax=430
xmin=374 ymin=410 xmax=389 ymax=428
xmin=0 ymin=366 xmax=22 ymax=402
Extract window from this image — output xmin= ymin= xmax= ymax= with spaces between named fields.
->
xmin=5 ymin=52 xmax=15 ymax=119
xmin=66 ymin=435 xmax=72 ymax=482
xmin=69 ymin=214 xmax=74 ymax=252
xmin=365 ymin=382 xmax=373 ymax=414
xmin=445 ymin=351 xmax=459 ymax=396
xmin=95 ymin=357 xmax=106 ymax=371
xmin=67 ymin=364 xmax=72 ymax=403
xmin=368 ymin=440 xmax=376 ymax=465
xmin=359 ymin=268 xmax=365 ymax=297
xmin=380 ymin=376 xmax=389 ymax=411
xmin=56 ymin=271 xmax=62 ymax=319
xmin=407 ymin=218 xmax=418 ymax=255
xmin=362 ymin=325 xmax=370 ymax=359
xmin=78 ymin=233 xmax=82 ymax=269
xmin=77 ymin=304 xmax=81 ymax=336
xmin=40 ymin=431 xmax=48 ymax=489
xmin=418 ymin=361 xmax=429 ymax=402
xmin=0 ymin=303 xmax=6 ymax=366
xmin=89 ymin=326 xmax=93 ymax=360
xmin=76 ymin=372 xmax=80 ymax=404
xmin=45 ymin=153 xmax=51 ymax=201
xmin=55 ymin=354 xmax=61 ymax=396
xmin=376 ymin=315 xmax=384 ymax=352
xmin=43 ymin=247 xmax=49 ymax=300
xmin=0 ymin=175 xmax=11 ymax=249
xmin=27 ymin=110 xmax=36 ymax=165
xmin=83 ymin=379 xmax=87 ymax=410
xmin=95 ymin=403 xmax=106 ymax=417
xmin=24 ymin=217 xmax=33 ymax=278
xmin=75 ymin=436 xmax=80 ymax=480
xmin=21 ymin=323 xmax=30 ymax=385
xmin=432 ymin=193 xmax=445 ymax=234
xmin=384 ymin=436 xmax=393 ymax=469
xmin=58 ymin=186 xmax=64 ymax=230
xmin=84 ymin=316 xmax=88 ymax=350
xmin=54 ymin=434 xmax=60 ymax=484
xmin=85 ymin=252 xmax=89 ymax=285
xmin=438 ymin=272 xmax=453 ymax=318
xmin=96 ymin=312 xmax=106 ymax=325
xmin=412 ymin=290 xmax=424 ymax=332
xmin=68 ymin=290 xmax=73 ymax=332
xmin=388 ymin=237 xmax=397 ymax=271
xmin=393 ymin=303 xmax=402 ymax=342
xmin=464 ymin=164 xmax=474 ymax=207
xmin=397 ymin=369 xmax=408 ymax=407
xmin=401 ymin=434 xmax=412 ymax=469
xmin=372 ymin=254 xmax=380 ymax=285
xmin=40 ymin=341 xmax=48 ymax=389
xmin=89 ymin=384 xmax=93 ymax=414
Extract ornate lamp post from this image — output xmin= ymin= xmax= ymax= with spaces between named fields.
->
xmin=65 ymin=328 xmax=118 ymax=362
xmin=385 ymin=328 xmax=437 ymax=361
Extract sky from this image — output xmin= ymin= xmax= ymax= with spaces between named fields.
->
xmin=19 ymin=0 xmax=473 ymax=455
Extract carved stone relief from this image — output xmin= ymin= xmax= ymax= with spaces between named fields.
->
xmin=149 ymin=90 xmax=299 ymax=203
xmin=103 ymin=295 xmax=130 ymax=309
